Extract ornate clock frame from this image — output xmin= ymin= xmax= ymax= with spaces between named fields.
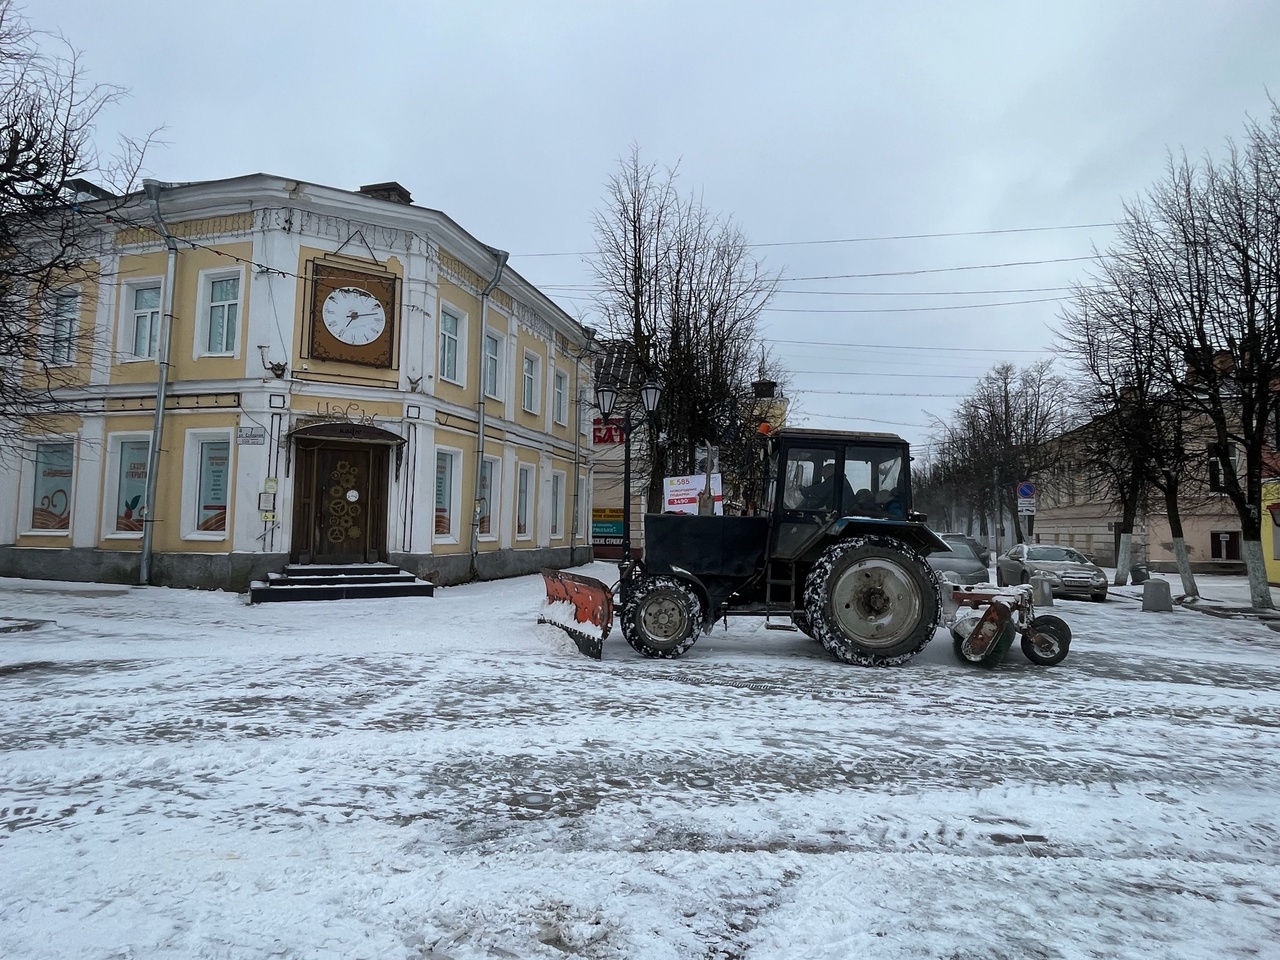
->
xmin=304 ymin=260 xmax=399 ymax=368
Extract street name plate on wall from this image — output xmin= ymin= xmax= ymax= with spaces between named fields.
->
xmin=237 ymin=427 xmax=266 ymax=445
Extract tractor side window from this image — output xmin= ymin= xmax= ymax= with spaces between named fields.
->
xmin=843 ymin=445 xmax=907 ymax=518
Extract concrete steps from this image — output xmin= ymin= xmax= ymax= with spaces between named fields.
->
xmin=248 ymin=563 xmax=435 ymax=603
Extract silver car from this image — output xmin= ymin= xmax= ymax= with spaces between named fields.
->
xmin=996 ymin=544 xmax=1108 ymax=602
xmin=927 ymin=541 xmax=990 ymax=586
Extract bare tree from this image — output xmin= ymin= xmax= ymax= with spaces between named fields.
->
xmin=1118 ymin=105 xmax=1280 ymax=609
xmin=0 ymin=1 xmax=149 ymax=446
xmin=590 ymin=145 xmax=781 ymax=510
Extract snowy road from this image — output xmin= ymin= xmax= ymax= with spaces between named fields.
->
xmin=2 ymin=567 xmax=1278 ymax=959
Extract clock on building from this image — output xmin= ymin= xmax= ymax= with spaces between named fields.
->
xmin=308 ymin=262 xmax=398 ymax=367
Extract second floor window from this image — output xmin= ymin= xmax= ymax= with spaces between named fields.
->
xmin=553 ymin=370 xmax=568 ymax=424
xmin=206 ymin=277 xmax=239 ymax=354
xmin=47 ymin=293 xmax=77 ymax=365
xmin=482 ymin=331 xmax=502 ymax=399
xmin=522 ymin=354 xmax=538 ymax=413
xmin=439 ymin=309 xmax=460 ymax=382
xmin=132 ymin=286 xmax=161 ymax=358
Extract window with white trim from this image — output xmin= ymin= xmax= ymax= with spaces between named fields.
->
xmin=439 ymin=307 xmax=462 ymax=383
xmin=482 ymin=330 xmax=503 ymax=399
xmin=198 ymin=269 xmax=243 ymax=356
xmin=478 ymin=455 xmax=500 ymax=538
xmin=26 ymin=440 xmax=74 ymax=532
xmin=129 ymin=284 xmax=162 ymax=359
xmin=435 ymin=449 xmax=460 ymax=542
xmin=553 ymin=369 xmax=569 ymax=425
xmin=106 ymin=435 xmax=151 ymax=535
xmin=45 ymin=292 xmax=78 ymax=365
xmin=517 ymin=463 xmax=534 ymax=539
xmin=522 ymin=352 xmax=540 ymax=413
xmin=550 ymin=471 xmax=564 ymax=539
xmin=182 ymin=430 xmax=232 ymax=538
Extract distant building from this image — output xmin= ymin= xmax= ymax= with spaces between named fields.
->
xmin=0 ymin=175 xmax=596 ymax=589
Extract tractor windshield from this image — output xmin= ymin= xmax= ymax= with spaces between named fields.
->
xmin=780 ymin=443 xmax=908 ymax=518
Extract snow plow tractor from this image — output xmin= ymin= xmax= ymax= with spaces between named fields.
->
xmin=541 ymin=428 xmax=952 ymax=666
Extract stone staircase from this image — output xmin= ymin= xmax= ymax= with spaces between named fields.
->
xmin=248 ymin=563 xmax=435 ymax=604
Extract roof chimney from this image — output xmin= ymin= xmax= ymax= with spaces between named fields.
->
xmin=357 ymin=181 xmax=413 ymax=205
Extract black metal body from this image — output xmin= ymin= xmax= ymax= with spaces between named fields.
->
xmin=625 ymin=428 xmax=950 ymax=626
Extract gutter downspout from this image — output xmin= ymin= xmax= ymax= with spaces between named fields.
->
xmin=468 ymin=249 xmax=508 ymax=580
xmin=139 ymin=179 xmax=179 ymax=586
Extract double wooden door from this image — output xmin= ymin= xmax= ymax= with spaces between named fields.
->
xmin=291 ymin=442 xmax=389 ymax=564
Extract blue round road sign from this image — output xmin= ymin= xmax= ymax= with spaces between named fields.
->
xmin=1017 ymin=481 xmax=1036 ymax=499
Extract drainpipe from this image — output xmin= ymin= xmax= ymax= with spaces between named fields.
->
xmin=138 ymin=179 xmax=178 ymax=585
xmin=468 ymin=249 xmax=508 ymax=580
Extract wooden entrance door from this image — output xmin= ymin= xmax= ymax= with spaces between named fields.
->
xmin=291 ymin=442 xmax=389 ymax=564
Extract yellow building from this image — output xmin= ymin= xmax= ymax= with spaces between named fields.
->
xmin=1 ymin=176 xmax=596 ymax=589
xmin=1265 ymin=479 xmax=1280 ymax=586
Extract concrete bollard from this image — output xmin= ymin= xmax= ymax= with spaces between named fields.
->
xmin=1030 ymin=575 xmax=1054 ymax=607
xmin=1142 ymin=578 xmax=1173 ymax=612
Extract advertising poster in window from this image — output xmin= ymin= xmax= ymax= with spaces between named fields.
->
xmin=197 ymin=441 xmax=230 ymax=532
xmin=116 ymin=440 xmax=149 ymax=531
xmin=478 ymin=460 xmax=494 ymax=536
xmin=30 ymin=442 xmax=73 ymax=530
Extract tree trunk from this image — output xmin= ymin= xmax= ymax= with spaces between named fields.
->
xmin=1242 ymin=539 xmax=1275 ymax=610
xmin=1161 ymin=484 xmax=1199 ymax=599
xmin=1114 ymin=533 xmax=1131 ymax=587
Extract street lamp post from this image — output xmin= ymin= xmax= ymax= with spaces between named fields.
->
xmin=596 ymin=379 xmax=663 ymax=563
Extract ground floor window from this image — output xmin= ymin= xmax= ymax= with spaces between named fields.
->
xmin=550 ymin=471 xmax=564 ymax=539
xmin=28 ymin=440 xmax=74 ymax=531
xmin=182 ymin=433 xmax=231 ymax=537
xmin=435 ymin=450 xmax=458 ymax=541
xmin=517 ymin=463 xmax=533 ymax=539
xmin=112 ymin=438 xmax=151 ymax=534
xmin=478 ymin=456 xmax=500 ymax=538
xmin=1210 ymin=530 xmax=1241 ymax=561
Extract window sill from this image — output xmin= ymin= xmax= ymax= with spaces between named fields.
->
xmin=104 ymin=532 xmax=143 ymax=540
xmin=182 ymin=532 xmax=228 ymax=542
xmin=20 ymin=529 xmax=70 ymax=538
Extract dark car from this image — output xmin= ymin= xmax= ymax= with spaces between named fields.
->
xmin=936 ymin=532 xmax=991 ymax=567
xmin=926 ymin=541 xmax=990 ymax=586
xmin=995 ymin=543 xmax=1108 ymax=602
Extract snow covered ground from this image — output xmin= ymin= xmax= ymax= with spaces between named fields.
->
xmin=2 ymin=565 xmax=1278 ymax=960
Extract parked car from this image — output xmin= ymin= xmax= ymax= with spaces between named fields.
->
xmin=995 ymin=543 xmax=1108 ymax=602
xmin=926 ymin=541 xmax=991 ymax=586
xmin=936 ymin=532 xmax=991 ymax=567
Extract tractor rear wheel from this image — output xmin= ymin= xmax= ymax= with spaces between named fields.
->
xmin=803 ymin=537 xmax=941 ymax=666
xmin=620 ymin=576 xmax=702 ymax=659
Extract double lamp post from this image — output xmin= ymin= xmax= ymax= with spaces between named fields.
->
xmin=595 ymin=378 xmax=662 ymax=562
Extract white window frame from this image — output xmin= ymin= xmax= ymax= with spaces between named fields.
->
xmin=482 ymin=329 xmax=503 ymax=400
xmin=20 ymin=437 xmax=77 ymax=536
xmin=516 ymin=462 xmax=534 ymax=541
xmin=434 ymin=446 xmax=463 ymax=544
xmin=102 ymin=432 xmax=152 ymax=539
xmin=478 ymin=454 xmax=501 ymax=541
xmin=553 ymin=369 xmax=569 ymax=426
xmin=438 ymin=303 xmax=466 ymax=385
xmin=522 ymin=351 xmax=540 ymax=414
xmin=550 ymin=470 xmax=565 ymax=540
xmin=119 ymin=277 xmax=164 ymax=362
xmin=181 ymin=429 xmax=234 ymax=540
xmin=44 ymin=290 xmax=79 ymax=366
xmin=195 ymin=266 xmax=244 ymax=358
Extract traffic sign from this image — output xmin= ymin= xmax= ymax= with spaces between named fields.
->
xmin=1017 ymin=481 xmax=1036 ymax=499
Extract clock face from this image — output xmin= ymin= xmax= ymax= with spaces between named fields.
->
xmin=321 ymin=286 xmax=388 ymax=345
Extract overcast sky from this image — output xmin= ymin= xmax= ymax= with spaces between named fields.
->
xmin=45 ymin=0 xmax=1280 ymax=453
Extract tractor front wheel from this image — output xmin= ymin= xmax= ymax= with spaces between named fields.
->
xmin=804 ymin=537 xmax=941 ymax=666
xmin=619 ymin=576 xmax=703 ymax=659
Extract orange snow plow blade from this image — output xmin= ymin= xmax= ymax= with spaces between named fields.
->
xmin=538 ymin=568 xmax=615 ymax=659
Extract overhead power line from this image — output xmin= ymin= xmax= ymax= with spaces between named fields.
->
xmin=513 ymin=221 xmax=1118 ymax=258
xmin=768 ymin=338 xmax=1053 ymax=355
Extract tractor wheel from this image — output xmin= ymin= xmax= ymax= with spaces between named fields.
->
xmin=1021 ymin=614 xmax=1071 ymax=666
xmin=619 ymin=576 xmax=703 ymax=659
xmin=803 ymin=536 xmax=941 ymax=666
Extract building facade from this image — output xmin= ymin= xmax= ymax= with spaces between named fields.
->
xmin=0 ymin=175 xmax=596 ymax=589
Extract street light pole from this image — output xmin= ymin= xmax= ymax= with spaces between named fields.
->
xmin=595 ymin=378 xmax=662 ymax=565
